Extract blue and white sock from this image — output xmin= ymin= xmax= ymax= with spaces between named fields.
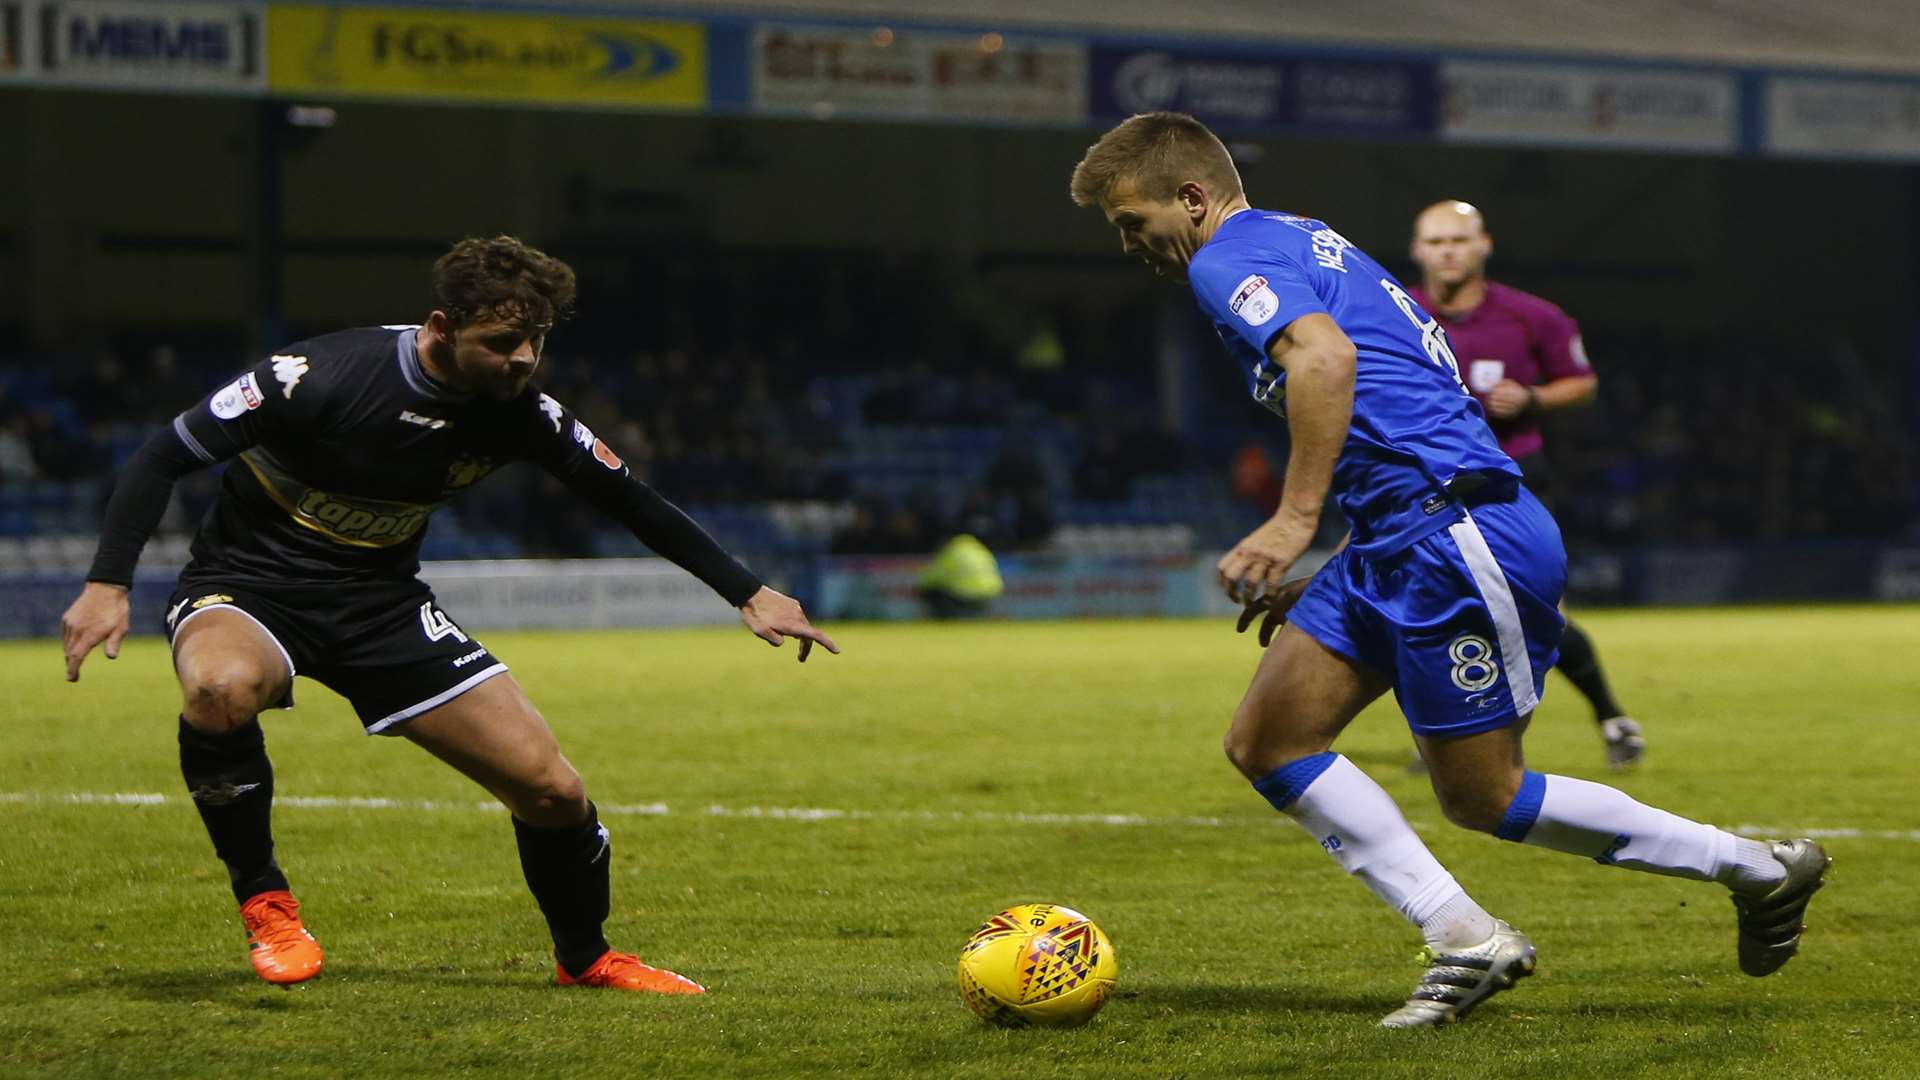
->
xmin=1496 ymin=772 xmax=1786 ymax=894
xmin=1257 ymin=753 xmax=1495 ymax=949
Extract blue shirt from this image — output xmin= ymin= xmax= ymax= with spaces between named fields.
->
xmin=1188 ymin=209 xmax=1519 ymax=556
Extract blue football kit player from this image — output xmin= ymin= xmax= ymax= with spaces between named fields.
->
xmin=1071 ymin=112 xmax=1829 ymax=1027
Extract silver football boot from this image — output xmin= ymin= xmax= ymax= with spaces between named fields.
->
xmin=1601 ymin=716 xmax=1646 ymax=770
xmin=1733 ymin=839 xmax=1831 ymax=976
xmin=1379 ymin=920 xmax=1536 ymax=1029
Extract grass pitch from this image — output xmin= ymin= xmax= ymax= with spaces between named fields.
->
xmin=2 ymin=608 xmax=1917 ymax=1078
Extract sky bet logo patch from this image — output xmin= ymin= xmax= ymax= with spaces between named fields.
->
xmin=1228 ymin=274 xmax=1280 ymax=327
xmin=209 ymin=373 xmax=264 ymax=420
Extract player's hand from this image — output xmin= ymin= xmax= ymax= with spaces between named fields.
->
xmin=1485 ymin=379 xmax=1535 ymax=419
xmin=60 ymin=581 xmax=131 ymax=683
xmin=1235 ymin=577 xmax=1310 ymax=647
xmin=1217 ymin=514 xmax=1314 ymax=604
xmin=739 ymin=586 xmax=840 ymax=663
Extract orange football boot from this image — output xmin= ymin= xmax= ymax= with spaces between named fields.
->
xmin=239 ymin=890 xmax=325 ymax=985
xmin=556 ymin=950 xmax=705 ymax=994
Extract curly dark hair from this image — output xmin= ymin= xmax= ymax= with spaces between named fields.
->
xmin=430 ymin=236 xmax=577 ymax=331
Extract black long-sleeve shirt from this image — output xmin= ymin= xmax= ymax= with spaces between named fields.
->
xmin=87 ymin=326 xmax=763 ymax=607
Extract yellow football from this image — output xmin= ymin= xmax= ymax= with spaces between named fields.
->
xmin=957 ymin=903 xmax=1117 ymax=1027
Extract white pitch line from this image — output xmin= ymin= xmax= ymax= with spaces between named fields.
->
xmin=0 ymin=791 xmax=1268 ymax=829
xmin=3 ymin=791 xmax=1918 ymax=841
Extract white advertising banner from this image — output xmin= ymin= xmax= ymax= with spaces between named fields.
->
xmin=1439 ymin=59 xmax=1737 ymax=152
xmin=420 ymin=559 xmax=737 ymax=630
xmin=1766 ymin=76 xmax=1920 ymax=161
xmin=752 ymin=22 xmax=1085 ymax=125
xmin=31 ymin=0 xmax=261 ymax=92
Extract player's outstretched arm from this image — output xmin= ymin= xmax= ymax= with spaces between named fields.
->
xmin=63 ymin=422 xmax=223 ymax=682
xmin=64 ymin=357 xmax=303 ymax=681
xmin=60 ymin=581 xmax=131 ymax=682
xmin=738 ymin=586 xmax=841 ymax=663
xmin=524 ymin=393 xmax=838 ymax=662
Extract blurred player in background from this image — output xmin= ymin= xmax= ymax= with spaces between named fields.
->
xmin=1071 ymin=112 xmax=1827 ymax=1028
xmin=1410 ymin=200 xmax=1644 ymax=769
xmin=59 ymin=236 xmax=837 ymax=993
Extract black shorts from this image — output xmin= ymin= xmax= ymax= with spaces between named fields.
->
xmin=163 ymin=573 xmax=506 ymax=735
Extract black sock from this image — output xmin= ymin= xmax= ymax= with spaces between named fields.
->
xmin=1556 ymin=621 xmax=1626 ymax=723
xmin=514 ymin=802 xmax=612 ymax=977
xmin=178 ymin=716 xmax=289 ymax=904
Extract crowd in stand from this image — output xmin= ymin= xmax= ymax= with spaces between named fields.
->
xmin=1 ymin=321 xmax=1914 ymax=556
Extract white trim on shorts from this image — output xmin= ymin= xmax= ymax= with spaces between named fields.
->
xmin=364 ymin=662 xmax=509 ymax=736
xmin=1446 ymin=511 xmax=1539 ymax=717
xmin=170 ymin=602 xmax=298 ymax=681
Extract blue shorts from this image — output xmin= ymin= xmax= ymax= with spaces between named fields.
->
xmin=1288 ymin=485 xmax=1568 ymax=738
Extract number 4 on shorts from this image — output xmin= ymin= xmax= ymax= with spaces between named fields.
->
xmin=418 ymin=602 xmax=469 ymax=644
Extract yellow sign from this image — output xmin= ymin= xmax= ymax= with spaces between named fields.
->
xmin=268 ymin=4 xmax=705 ymax=109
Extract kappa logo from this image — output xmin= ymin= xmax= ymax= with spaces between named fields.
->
xmin=166 ymin=596 xmax=191 ymax=630
xmin=451 ymin=647 xmax=488 ymax=668
xmin=537 ymin=394 xmax=564 ymax=433
xmin=271 ymin=355 xmax=309 ymax=398
xmin=399 ymin=410 xmax=450 ymax=430
xmin=1228 ymin=273 xmax=1280 ymax=327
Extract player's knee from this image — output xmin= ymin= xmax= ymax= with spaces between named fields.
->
xmin=1222 ymin=721 xmax=1263 ymax=780
xmin=1432 ymin=784 xmax=1514 ymax=834
xmin=512 ymin=765 xmax=587 ymax=825
xmin=179 ymin=657 xmax=275 ymax=730
xmin=1225 ymin=690 xmax=1329 ymax=780
xmin=1224 ymin=704 xmax=1286 ymax=781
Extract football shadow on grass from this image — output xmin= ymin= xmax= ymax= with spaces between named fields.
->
xmin=1123 ymin=985 xmax=1384 ymax=1017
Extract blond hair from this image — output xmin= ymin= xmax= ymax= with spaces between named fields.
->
xmin=1069 ymin=112 xmax=1244 ymax=208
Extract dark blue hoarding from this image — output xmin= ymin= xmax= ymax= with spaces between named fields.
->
xmin=1090 ymin=44 xmax=1437 ymax=138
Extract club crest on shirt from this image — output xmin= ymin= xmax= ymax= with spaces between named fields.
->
xmin=445 ymin=454 xmax=497 ymax=491
xmin=572 ymin=420 xmax=624 ymax=471
xmin=1229 ymin=274 xmax=1280 ymax=327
